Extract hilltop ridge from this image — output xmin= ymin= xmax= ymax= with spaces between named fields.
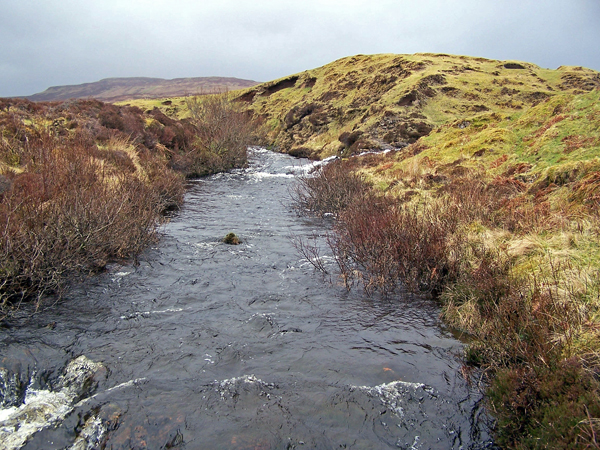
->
xmin=25 ymin=76 xmax=260 ymax=102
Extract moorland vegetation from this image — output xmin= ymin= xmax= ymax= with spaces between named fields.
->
xmin=2 ymin=51 xmax=600 ymax=448
xmin=0 ymin=93 xmax=259 ymax=313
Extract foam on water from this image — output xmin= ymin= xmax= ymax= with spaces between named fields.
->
xmin=351 ymin=380 xmax=428 ymax=418
xmin=120 ymin=308 xmax=184 ymax=320
xmin=0 ymin=356 xmax=103 ymax=450
xmin=249 ymin=171 xmax=295 ymax=180
xmin=67 ymin=414 xmax=105 ymax=450
xmin=0 ymin=406 xmax=17 ymax=423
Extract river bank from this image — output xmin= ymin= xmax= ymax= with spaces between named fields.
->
xmin=232 ymin=52 xmax=600 ymax=447
xmin=293 ymin=148 xmax=600 ymax=448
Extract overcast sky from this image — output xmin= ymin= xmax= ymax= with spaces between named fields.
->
xmin=1 ymin=0 xmax=599 ymax=97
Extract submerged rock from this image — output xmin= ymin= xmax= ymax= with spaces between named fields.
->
xmin=0 ymin=355 xmax=105 ymax=450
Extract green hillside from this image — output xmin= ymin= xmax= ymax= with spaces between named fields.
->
xmin=236 ymin=53 xmax=599 ymax=159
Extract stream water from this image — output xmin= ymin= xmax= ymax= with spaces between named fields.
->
xmin=0 ymin=148 xmax=494 ymax=449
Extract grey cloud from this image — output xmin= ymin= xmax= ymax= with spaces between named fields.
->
xmin=1 ymin=0 xmax=599 ymax=97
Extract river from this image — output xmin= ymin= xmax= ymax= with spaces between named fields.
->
xmin=0 ymin=148 xmax=494 ymax=449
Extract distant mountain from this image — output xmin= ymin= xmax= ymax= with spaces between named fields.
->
xmin=25 ymin=77 xmax=260 ymax=102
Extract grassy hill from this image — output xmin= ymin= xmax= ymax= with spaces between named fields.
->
xmin=25 ymin=76 xmax=260 ymax=102
xmin=235 ymin=53 xmax=599 ymax=158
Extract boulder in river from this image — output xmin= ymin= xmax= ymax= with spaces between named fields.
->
xmin=223 ymin=232 xmax=241 ymax=245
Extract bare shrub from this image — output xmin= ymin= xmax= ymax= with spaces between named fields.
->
xmin=0 ymin=100 xmax=188 ymax=314
xmin=142 ymin=154 xmax=185 ymax=211
xmin=184 ymin=93 xmax=260 ymax=177
xmin=328 ymin=194 xmax=400 ymax=293
xmin=0 ymin=133 xmax=169 ymax=311
xmin=290 ymin=232 xmax=330 ymax=275
xmin=330 ymin=194 xmax=464 ymax=294
xmin=290 ymin=159 xmax=371 ymax=216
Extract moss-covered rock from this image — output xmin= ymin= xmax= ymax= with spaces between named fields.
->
xmin=222 ymin=232 xmax=241 ymax=245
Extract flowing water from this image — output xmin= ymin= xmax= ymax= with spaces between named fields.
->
xmin=0 ymin=149 xmax=494 ymax=449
